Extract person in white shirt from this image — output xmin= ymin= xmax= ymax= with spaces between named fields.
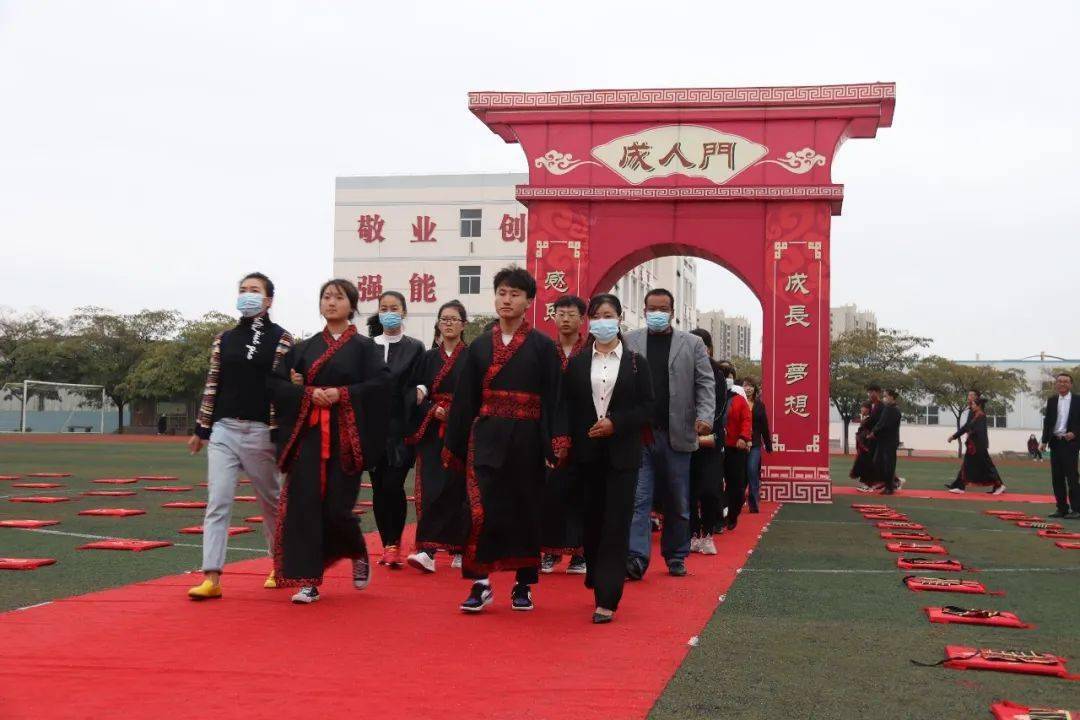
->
xmin=1040 ymin=372 xmax=1080 ymax=519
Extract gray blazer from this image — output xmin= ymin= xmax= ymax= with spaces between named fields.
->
xmin=624 ymin=328 xmax=716 ymax=452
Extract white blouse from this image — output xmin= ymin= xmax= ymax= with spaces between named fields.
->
xmin=591 ymin=342 xmax=623 ymax=420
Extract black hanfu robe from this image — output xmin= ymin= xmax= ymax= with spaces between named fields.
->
xmin=406 ymin=341 xmax=469 ymax=554
xmin=540 ymin=336 xmax=586 ymax=556
xmin=270 ymin=325 xmax=390 ymax=587
xmin=442 ymin=322 xmax=565 ymax=575
xmin=951 ymin=411 xmax=1003 ymax=488
xmin=850 ymin=415 xmax=880 ymax=486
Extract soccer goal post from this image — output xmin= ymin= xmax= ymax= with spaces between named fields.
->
xmin=0 ymin=380 xmax=106 ymax=433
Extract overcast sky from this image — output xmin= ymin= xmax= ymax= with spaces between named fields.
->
xmin=1 ymin=0 xmax=1077 ymax=359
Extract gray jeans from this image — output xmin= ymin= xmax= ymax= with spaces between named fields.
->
xmin=202 ymin=418 xmax=281 ymax=573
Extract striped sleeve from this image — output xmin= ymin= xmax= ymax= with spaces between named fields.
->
xmin=194 ymin=333 xmax=224 ymax=439
xmin=268 ymin=331 xmax=295 ymax=432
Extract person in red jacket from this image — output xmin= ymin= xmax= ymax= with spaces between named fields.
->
xmin=717 ymin=362 xmax=752 ymax=530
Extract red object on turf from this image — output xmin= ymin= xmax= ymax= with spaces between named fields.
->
xmin=851 ymin=503 xmax=890 ymax=510
xmin=77 ymin=508 xmax=146 ymax=517
xmin=1055 ymin=541 xmax=1080 ymax=550
xmin=0 ymin=475 xmax=21 ymax=481
xmin=27 ymin=473 xmax=71 ymax=478
xmin=1016 ymin=521 xmax=1062 ymax=529
xmin=143 ymin=486 xmax=192 ymax=492
xmin=897 ymin=557 xmax=969 ymax=572
xmin=197 ymin=482 xmax=208 ymax=487
xmin=234 ymin=495 xmax=256 ymax=502
xmin=92 ymin=478 xmax=137 ymax=485
xmin=11 ymin=482 xmax=62 ymax=489
xmin=352 ymin=507 xmax=367 ymax=516
xmin=357 ymin=500 xmax=373 ymax=507
xmin=903 ymin=576 xmax=1000 ymax=595
xmin=244 ymin=516 xmax=263 ymax=523
xmin=8 ymin=496 xmax=70 ymax=503
xmin=880 ymin=531 xmax=935 ymax=541
xmin=836 ymin=486 xmax=1056 ymax=504
xmin=939 ymin=645 xmax=1079 ymax=680
xmin=361 ymin=482 xmax=373 ymax=489
xmin=78 ymin=539 xmax=173 ymax=552
xmin=984 ymin=510 xmax=1026 ymax=517
xmin=876 ymin=521 xmax=925 ymax=530
xmin=887 ymin=542 xmax=946 ymax=554
xmin=135 ymin=475 xmax=178 ymax=481
xmin=1038 ymin=529 xmax=1080 ymax=539
xmin=0 ymin=520 xmax=60 ymax=529
xmin=81 ymin=490 xmax=137 ymax=497
xmin=924 ymin=607 xmax=1031 ymax=629
xmin=178 ymin=526 xmax=253 ymax=536
xmin=1003 ymin=515 xmax=1042 ymax=522
xmin=238 ymin=479 xmax=250 ymax=484
xmin=161 ymin=502 xmax=207 ymax=509
xmin=991 ymin=700 xmax=1080 ymax=719
xmin=0 ymin=558 xmax=57 ymax=570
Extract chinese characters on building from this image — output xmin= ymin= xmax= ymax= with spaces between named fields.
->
xmin=619 ymin=140 xmax=737 ymax=173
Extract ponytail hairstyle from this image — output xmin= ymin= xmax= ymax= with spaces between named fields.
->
xmin=367 ymin=290 xmax=408 ymax=337
xmin=586 ymin=293 xmax=624 ymax=343
xmin=432 ymin=300 xmax=468 ymax=349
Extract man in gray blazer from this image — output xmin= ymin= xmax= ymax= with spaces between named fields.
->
xmin=624 ymin=289 xmax=716 ymax=578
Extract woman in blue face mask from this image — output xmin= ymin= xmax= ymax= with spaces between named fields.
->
xmin=365 ymin=291 xmax=426 ymax=568
xmin=561 ymin=293 xmax=655 ymax=624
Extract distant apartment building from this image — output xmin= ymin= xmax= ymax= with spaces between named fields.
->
xmin=698 ymin=310 xmax=751 ymax=360
xmin=829 ymin=304 xmax=877 ymax=340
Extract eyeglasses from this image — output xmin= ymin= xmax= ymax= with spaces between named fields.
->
xmin=438 ymin=317 xmax=463 ymax=325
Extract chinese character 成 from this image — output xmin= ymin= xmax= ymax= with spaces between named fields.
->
xmin=356 ymin=274 xmax=383 ymax=302
xmin=785 ymin=362 xmax=809 ymax=385
xmin=409 ymin=273 xmax=437 ymax=303
xmin=785 ymin=272 xmax=810 ymax=295
xmin=784 ymin=395 xmax=810 ymax=418
xmin=411 ymin=215 xmax=437 ymax=243
xmin=784 ymin=305 xmax=811 ymax=328
xmin=619 ymin=142 xmax=655 ymax=172
xmin=357 ymin=214 xmax=385 ymax=243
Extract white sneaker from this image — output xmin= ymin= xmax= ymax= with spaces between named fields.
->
xmin=690 ymin=537 xmax=702 ymax=553
xmin=896 ymin=477 xmax=906 ymax=489
xmin=450 ymin=554 xmax=462 ymax=569
xmin=948 ymin=488 xmax=965 ymax=494
xmin=700 ymin=536 xmax=718 ymax=555
xmin=991 ymin=484 xmax=1006 ymax=496
xmin=855 ymin=483 xmax=870 ymax=492
xmin=407 ymin=551 xmax=436 ymax=573
xmin=291 ymin=586 xmax=320 ymax=604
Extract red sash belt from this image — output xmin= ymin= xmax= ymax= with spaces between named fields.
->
xmin=309 ymin=406 xmax=332 ymax=497
xmin=479 ymin=390 xmax=541 ymax=420
xmin=409 ymin=392 xmax=454 ymax=445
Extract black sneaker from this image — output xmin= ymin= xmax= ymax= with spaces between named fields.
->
xmin=540 ymin=553 xmax=557 ymax=574
xmin=566 ymin=555 xmax=587 ymax=574
xmin=460 ymin=582 xmax=493 ymax=613
xmin=511 ymin=583 xmax=534 ymax=611
xmin=291 ymin=586 xmax=320 ymax=604
xmin=1066 ymin=511 xmax=1080 ymax=520
xmin=626 ymin=557 xmax=645 ymax=581
xmin=352 ymin=554 xmax=370 ymax=590
xmin=668 ymin=560 xmax=687 ymax=577
xmin=726 ymin=518 xmax=738 ymax=531
xmin=1049 ymin=510 xmax=1068 ymax=519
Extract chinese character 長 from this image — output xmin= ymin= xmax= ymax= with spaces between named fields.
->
xmin=784 ymin=305 xmax=811 ymax=328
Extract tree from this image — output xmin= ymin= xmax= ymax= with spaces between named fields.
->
xmin=731 ymin=356 xmax=763 ymax=384
xmin=830 ymin=328 xmax=931 ymax=454
xmin=0 ymin=308 xmax=63 ymax=385
xmin=911 ymin=356 xmax=1029 ymax=457
xmin=1034 ymin=365 xmax=1080 ymax=412
xmin=463 ymin=315 xmax=496 ymax=344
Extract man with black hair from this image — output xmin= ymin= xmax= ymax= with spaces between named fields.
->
xmin=540 ymin=294 xmax=588 ymax=575
xmin=1041 ymin=372 xmax=1080 ymax=519
xmin=443 ymin=265 xmax=567 ymax=613
xmin=187 ymin=272 xmax=293 ymax=600
xmin=867 ymin=388 xmax=902 ymax=495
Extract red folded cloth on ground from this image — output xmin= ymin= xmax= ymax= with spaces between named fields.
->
xmin=852 ymin=503 xmax=891 ymax=510
xmin=352 ymin=507 xmax=367 ymax=516
xmin=81 ymin=490 xmax=137 ymax=497
xmin=887 ymin=542 xmax=946 ymax=554
xmin=939 ymin=645 xmax=1079 ymax=680
xmin=234 ymin=496 xmax=256 ymax=502
xmin=984 ymin=510 xmax=1026 ymax=517
xmin=925 ymin=606 xmax=1031 ymax=629
xmin=92 ymin=478 xmax=137 ymax=484
xmin=11 ymin=482 xmax=62 ymax=489
xmin=357 ymin=500 xmax=374 ymax=507
xmin=897 ymin=557 xmax=969 ymax=572
xmin=880 ymin=531 xmax=935 ymax=541
xmin=78 ymin=539 xmax=173 ymax=552
xmin=161 ymin=502 xmax=207 ymax=509
xmin=1017 ymin=521 xmax=1063 ymax=529
xmin=8 ymin=496 xmax=70 ymax=503
xmin=876 ymin=521 xmax=926 ymax=530
xmin=0 ymin=558 xmax=57 ymax=570
xmin=178 ymin=526 xmax=253 ymax=536
xmin=903 ymin=576 xmax=1000 ymax=595
xmin=244 ymin=516 xmax=263 ymax=523
xmin=0 ymin=475 xmax=21 ymax=480
xmin=1038 ymin=529 xmax=1080 ymax=539
xmin=991 ymin=699 xmax=1080 ymax=719
xmin=865 ymin=513 xmax=909 ymax=521
xmin=77 ymin=509 xmax=146 ymax=517
xmin=1003 ymin=515 xmax=1043 ymax=522
xmin=0 ymin=519 xmax=60 ymax=528
xmin=143 ymin=486 xmax=192 ymax=492
xmin=135 ymin=475 xmax=178 ymax=481
xmin=361 ymin=482 xmax=374 ymax=489
xmin=27 ymin=473 xmax=71 ymax=478
xmin=1055 ymin=541 xmax=1080 ymax=550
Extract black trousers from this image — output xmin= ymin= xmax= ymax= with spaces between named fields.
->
xmin=874 ymin=443 xmax=898 ymax=492
xmin=1049 ymin=437 xmax=1080 ymax=513
xmin=463 ymin=567 xmax=539 ymax=584
xmin=369 ymin=461 xmax=410 ymax=547
xmin=689 ymin=446 xmax=723 ymax=536
xmin=723 ymin=447 xmax=748 ymax=524
xmin=580 ymin=458 xmax=637 ymax=612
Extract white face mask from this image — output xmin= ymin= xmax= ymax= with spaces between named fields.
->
xmin=726 ymin=377 xmax=734 ymax=389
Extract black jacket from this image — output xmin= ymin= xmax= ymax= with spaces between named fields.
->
xmin=871 ymin=403 xmax=901 ymax=448
xmin=1042 ymin=392 xmax=1080 ymax=444
xmin=564 ymin=343 xmax=654 ymax=471
xmin=751 ymin=398 xmax=772 ymax=451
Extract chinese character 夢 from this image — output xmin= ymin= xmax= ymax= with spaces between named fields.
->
xmin=357 ymin=214 xmax=385 ymax=244
xmin=784 ymin=305 xmax=811 ymax=328
xmin=784 ymin=395 xmax=810 ymax=418
xmin=356 ymin=274 xmax=383 ymax=302
xmin=411 ymin=215 xmax=437 ymax=243
xmin=499 ymin=213 xmax=526 ymax=243
xmin=785 ymin=362 xmax=809 ymax=385
xmin=409 ymin=273 xmax=437 ymax=303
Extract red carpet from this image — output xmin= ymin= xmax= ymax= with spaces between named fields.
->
xmin=833 ymin=486 xmax=1055 ymax=503
xmin=0 ymin=504 xmax=777 ymax=720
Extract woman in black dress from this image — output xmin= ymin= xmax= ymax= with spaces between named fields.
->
xmin=851 ymin=401 xmax=880 ymax=491
xmin=946 ymin=397 xmax=1005 ymax=495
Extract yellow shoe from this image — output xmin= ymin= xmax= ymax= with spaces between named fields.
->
xmin=187 ymin=579 xmax=222 ymax=600
xmin=263 ymin=570 xmax=277 ymax=589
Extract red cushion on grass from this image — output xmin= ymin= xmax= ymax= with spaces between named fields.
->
xmin=244 ymin=516 xmax=264 ymax=523
xmin=903 ymin=576 xmax=999 ymax=595
xmin=991 ymin=700 xmax=1080 ymax=719
xmin=8 ymin=496 xmax=70 ymax=503
xmin=1038 ymin=529 xmax=1080 ymax=539
xmin=361 ymin=482 xmax=374 ymax=489
xmin=238 ymin=479 xmax=250 ymax=484
xmin=0 ymin=475 xmax=22 ymax=481
xmin=985 ymin=510 xmax=1026 ymax=517
xmin=352 ymin=507 xmax=367 ymax=516
xmin=852 ymin=503 xmax=891 ymax=510
xmin=876 ymin=521 xmax=926 ymax=530
xmin=161 ymin=501 xmax=207 ymax=509
xmin=880 ymin=531 xmax=935 ymax=541
xmin=81 ymin=490 xmax=137 ymax=497
xmin=0 ymin=520 xmax=60 ymax=528
xmin=1055 ymin=541 xmax=1080 ymax=550
xmin=234 ymin=495 xmax=256 ymax=502
xmin=178 ymin=526 xmax=253 ymax=536
xmin=92 ymin=478 xmax=137 ymax=485
xmin=941 ymin=645 xmax=1078 ymax=679
xmin=143 ymin=486 xmax=192 ymax=492
xmin=925 ymin=606 xmax=1031 ymax=629
xmin=887 ymin=542 xmax=946 ymax=554
xmin=357 ymin=500 xmax=373 ymax=507
xmin=27 ymin=472 xmax=71 ymax=478
xmin=897 ymin=557 xmax=968 ymax=572
xmin=1017 ymin=521 xmax=1063 ymax=529
xmin=77 ymin=508 xmax=146 ymax=517
xmin=864 ymin=513 xmax=909 ymax=521
xmin=135 ymin=475 xmax=178 ymax=481
xmin=11 ymin=482 xmax=62 ymax=489
xmin=0 ymin=558 xmax=57 ymax=570
xmin=1003 ymin=515 xmax=1043 ymax=522
xmin=78 ymin=539 xmax=173 ymax=552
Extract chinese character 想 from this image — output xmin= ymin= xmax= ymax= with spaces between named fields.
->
xmin=544 ymin=270 xmax=569 ymax=293
xmin=619 ymin=142 xmax=655 ymax=172
xmin=784 ymin=305 xmax=811 ymax=328
xmin=409 ymin=273 xmax=437 ymax=303
xmin=784 ymin=394 xmax=810 ymax=418
xmin=356 ymin=274 xmax=383 ymax=302
xmin=658 ymin=142 xmax=695 ymax=169
xmin=357 ymin=214 xmax=385 ymax=244
xmin=700 ymin=141 xmax=735 ymax=171
xmin=785 ymin=272 xmax=810 ymax=296
xmin=411 ymin=215 xmax=437 ymax=243
xmin=785 ymin=362 xmax=809 ymax=385
xmin=499 ymin=213 xmax=526 ymax=243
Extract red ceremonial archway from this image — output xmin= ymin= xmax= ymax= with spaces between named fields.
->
xmin=469 ymin=83 xmax=894 ymax=503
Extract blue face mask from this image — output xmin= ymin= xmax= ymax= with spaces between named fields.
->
xmin=236 ymin=292 xmax=265 ymax=318
xmin=645 ymin=311 xmax=671 ymax=332
xmin=379 ymin=311 xmax=403 ymax=331
xmin=590 ymin=319 xmax=620 ymax=343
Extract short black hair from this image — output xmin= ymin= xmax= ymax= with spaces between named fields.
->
xmin=717 ymin=360 xmax=736 ymax=379
xmin=860 ymin=400 xmax=873 ymax=410
xmin=968 ymin=388 xmax=982 ymax=397
xmin=318 ymin=278 xmax=359 ymax=320
xmin=553 ymin=294 xmax=586 ymax=316
xmin=884 ymin=388 xmax=900 ymax=400
xmin=866 ymin=383 xmax=882 ymax=392
xmin=587 ymin=293 xmax=622 ymax=317
xmin=241 ymin=271 xmax=274 ymax=298
xmin=690 ymin=328 xmax=713 ymax=354
xmin=1056 ymin=372 xmax=1074 ymax=382
xmin=378 ymin=290 xmax=408 ymax=313
xmin=492 ymin=265 xmax=537 ymax=299
xmin=644 ymin=288 xmax=675 ymax=309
